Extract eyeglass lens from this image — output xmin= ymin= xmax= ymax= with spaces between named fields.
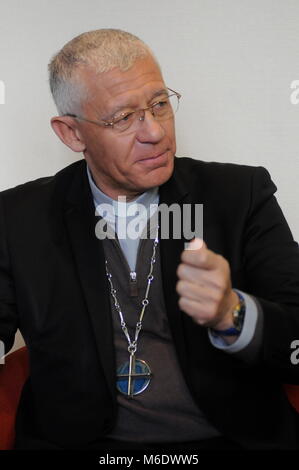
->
xmin=113 ymin=94 xmax=180 ymax=132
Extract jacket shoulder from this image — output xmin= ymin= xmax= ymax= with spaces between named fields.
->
xmin=175 ymin=156 xmax=264 ymax=179
xmin=0 ymin=160 xmax=86 ymax=210
xmin=174 ymin=156 xmax=275 ymax=197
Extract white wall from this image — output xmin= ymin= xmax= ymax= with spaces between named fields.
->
xmin=1 ymin=0 xmax=299 ymax=351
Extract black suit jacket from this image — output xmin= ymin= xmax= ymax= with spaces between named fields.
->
xmin=0 ymin=157 xmax=299 ymax=449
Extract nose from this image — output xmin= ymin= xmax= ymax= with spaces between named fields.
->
xmin=135 ymin=109 xmax=165 ymax=143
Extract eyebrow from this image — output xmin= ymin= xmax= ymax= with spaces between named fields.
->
xmin=103 ymin=88 xmax=169 ymax=121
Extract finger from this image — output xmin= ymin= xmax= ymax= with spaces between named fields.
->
xmin=176 ymin=279 xmax=206 ymax=302
xmin=177 ymin=279 xmax=222 ymax=304
xmin=177 ymin=280 xmax=222 ymax=309
xmin=178 ymin=296 xmax=213 ymax=325
xmin=177 ymin=262 xmax=220 ymax=285
xmin=177 ymin=263 xmax=207 ymax=284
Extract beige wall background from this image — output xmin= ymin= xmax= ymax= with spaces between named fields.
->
xmin=0 ymin=0 xmax=298 ymax=352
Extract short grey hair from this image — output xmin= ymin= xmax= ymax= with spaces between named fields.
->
xmin=48 ymin=28 xmax=158 ymax=115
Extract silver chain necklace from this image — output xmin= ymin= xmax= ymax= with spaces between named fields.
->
xmin=105 ymin=228 xmax=159 ymax=398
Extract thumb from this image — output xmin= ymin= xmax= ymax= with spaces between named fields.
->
xmin=185 ymin=238 xmax=206 ymax=251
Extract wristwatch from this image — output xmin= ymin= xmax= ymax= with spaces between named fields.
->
xmin=211 ymin=291 xmax=246 ymax=336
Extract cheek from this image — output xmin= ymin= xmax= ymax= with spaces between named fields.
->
xmin=82 ymin=127 xmax=105 ymax=156
xmin=114 ymin=135 xmax=136 ymax=164
xmin=88 ymin=132 xmax=135 ymax=166
xmin=164 ymin=120 xmax=176 ymax=147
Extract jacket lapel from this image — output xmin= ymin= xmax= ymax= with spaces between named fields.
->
xmin=59 ymin=162 xmax=116 ymax=398
xmin=158 ymin=163 xmax=196 ymax=375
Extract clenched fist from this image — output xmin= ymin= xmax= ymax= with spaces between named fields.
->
xmin=176 ymin=238 xmax=239 ymax=334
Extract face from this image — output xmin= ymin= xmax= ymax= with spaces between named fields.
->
xmin=73 ymin=56 xmax=176 ymax=200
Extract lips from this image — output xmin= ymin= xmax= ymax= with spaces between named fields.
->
xmin=137 ymin=150 xmax=168 ymax=162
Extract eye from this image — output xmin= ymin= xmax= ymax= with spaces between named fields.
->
xmin=155 ymin=99 xmax=168 ymax=108
xmin=121 ymin=112 xmax=134 ymax=122
xmin=114 ymin=111 xmax=135 ymax=124
xmin=152 ymin=98 xmax=170 ymax=115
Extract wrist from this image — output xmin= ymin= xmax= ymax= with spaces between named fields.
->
xmin=211 ymin=290 xmax=246 ymax=337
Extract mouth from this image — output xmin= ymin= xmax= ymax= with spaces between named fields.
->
xmin=137 ymin=150 xmax=169 ymax=165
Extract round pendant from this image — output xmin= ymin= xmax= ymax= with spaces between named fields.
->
xmin=116 ymin=358 xmax=152 ymax=397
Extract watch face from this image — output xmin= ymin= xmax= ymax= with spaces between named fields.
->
xmin=233 ymin=302 xmax=245 ymax=331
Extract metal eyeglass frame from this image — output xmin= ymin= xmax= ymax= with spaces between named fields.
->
xmin=64 ymin=87 xmax=181 ymax=130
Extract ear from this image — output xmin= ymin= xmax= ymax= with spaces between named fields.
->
xmin=51 ymin=116 xmax=86 ymax=153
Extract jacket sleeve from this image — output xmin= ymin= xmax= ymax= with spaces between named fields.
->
xmin=243 ymin=166 xmax=299 ymax=383
xmin=0 ymin=194 xmax=18 ymax=356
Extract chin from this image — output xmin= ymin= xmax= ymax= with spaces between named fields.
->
xmin=140 ymin=160 xmax=174 ymax=191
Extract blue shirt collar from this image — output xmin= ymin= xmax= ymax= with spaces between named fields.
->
xmin=86 ymin=164 xmax=159 ymax=215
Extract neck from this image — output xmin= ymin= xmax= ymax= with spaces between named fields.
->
xmin=87 ymin=166 xmax=143 ymax=202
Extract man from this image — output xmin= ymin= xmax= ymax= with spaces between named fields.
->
xmin=0 ymin=28 xmax=299 ymax=451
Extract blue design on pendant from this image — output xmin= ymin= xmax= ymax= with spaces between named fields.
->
xmin=116 ymin=359 xmax=152 ymax=397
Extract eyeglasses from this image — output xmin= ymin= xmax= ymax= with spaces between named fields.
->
xmin=65 ymin=87 xmax=181 ymax=133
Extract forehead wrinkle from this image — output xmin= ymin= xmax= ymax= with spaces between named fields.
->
xmin=81 ymin=58 xmax=166 ymax=119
